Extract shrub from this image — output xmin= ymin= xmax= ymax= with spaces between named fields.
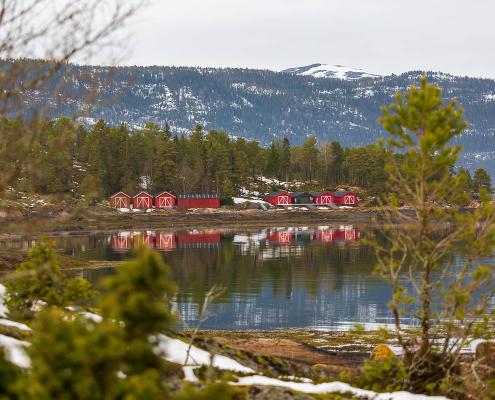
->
xmin=6 ymin=238 xmax=93 ymax=321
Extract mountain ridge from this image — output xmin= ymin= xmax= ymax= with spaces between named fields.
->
xmin=9 ymin=60 xmax=495 ymax=174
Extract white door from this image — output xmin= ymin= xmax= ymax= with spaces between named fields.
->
xmin=158 ymin=234 xmax=174 ymax=248
xmin=137 ymin=196 xmax=150 ymax=208
xmin=278 ymin=195 xmax=289 ymax=205
xmin=321 ymin=195 xmax=332 ymax=204
xmin=344 ymin=195 xmax=354 ymax=205
xmin=345 ymin=229 xmax=356 ymax=240
xmin=165 ymin=197 xmax=173 ymax=207
xmin=116 ymin=197 xmax=126 ymax=208
xmin=321 ymin=230 xmax=334 ymax=242
xmin=279 ymin=231 xmax=290 ymax=243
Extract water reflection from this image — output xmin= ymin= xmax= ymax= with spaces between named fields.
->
xmin=1 ymin=225 xmax=403 ymax=330
xmin=108 ymin=226 xmax=358 ymax=253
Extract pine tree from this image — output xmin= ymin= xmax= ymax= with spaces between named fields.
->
xmin=374 ymin=77 xmax=495 ymax=393
xmin=264 ymin=141 xmax=280 ymax=178
xmin=473 ymin=167 xmax=492 ymax=196
xmin=302 ymin=137 xmax=318 ymax=182
xmin=280 ymin=137 xmax=291 ymax=182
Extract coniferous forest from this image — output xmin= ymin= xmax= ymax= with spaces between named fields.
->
xmin=1 ymin=116 xmax=491 ymax=202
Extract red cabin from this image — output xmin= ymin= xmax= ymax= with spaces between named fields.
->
xmin=133 ymin=191 xmax=153 ymax=209
xmin=263 ymin=192 xmax=293 ymax=206
xmin=332 ymin=191 xmax=358 ymax=206
xmin=155 ymin=232 xmax=177 ymax=251
xmin=176 ymin=194 xmax=220 ymax=209
xmin=311 ymin=192 xmax=336 ymax=205
xmin=155 ymin=191 xmax=176 ymax=208
xmin=110 ymin=191 xmax=131 ymax=208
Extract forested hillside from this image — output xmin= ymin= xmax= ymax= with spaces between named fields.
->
xmin=6 ymin=59 xmax=495 ymax=174
xmin=1 ymin=117 xmax=489 ymax=202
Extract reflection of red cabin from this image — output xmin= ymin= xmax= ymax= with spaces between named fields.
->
xmin=177 ymin=231 xmax=221 ymax=248
xmin=335 ymin=227 xmax=359 ymax=241
xmin=311 ymin=192 xmax=336 ymax=205
xmin=333 ymin=191 xmax=358 ymax=206
xmin=155 ymin=192 xmax=176 ymax=208
xmin=177 ymin=194 xmax=220 ymax=209
xmin=263 ymin=192 xmax=293 ymax=206
xmin=315 ymin=229 xmax=336 ymax=243
xmin=133 ymin=191 xmax=153 ymax=209
xmin=267 ymin=230 xmax=293 ymax=244
xmin=111 ymin=233 xmax=132 ymax=252
xmin=110 ymin=192 xmax=131 ymax=208
xmin=155 ymin=232 xmax=176 ymax=251
xmin=134 ymin=232 xmax=155 ymax=247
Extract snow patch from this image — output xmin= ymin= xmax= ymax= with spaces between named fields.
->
xmin=155 ymin=334 xmax=254 ymax=373
xmin=0 ymin=285 xmax=7 ymax=318
xmin=0 ymin=334 xmax=30 ymax=368
xmin=0 ymin=319 xmax=31 ymax=331
xmin=232 ymin=375 xmax=449 ymax=400
xmin=282 ymin=63 xmax=381 ymax=80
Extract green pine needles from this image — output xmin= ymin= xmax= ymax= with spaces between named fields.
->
xmin=372 ymin=77 xmax=495 ymax=396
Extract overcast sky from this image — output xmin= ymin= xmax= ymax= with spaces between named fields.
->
xmin=108 ymin=0 xmax=495 ymax=78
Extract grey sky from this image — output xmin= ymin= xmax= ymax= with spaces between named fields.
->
xmin=110 ymin=0 xmax=495 ymax=78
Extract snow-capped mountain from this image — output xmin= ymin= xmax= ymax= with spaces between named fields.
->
xmin=282 ymin=63 xmax=381 ymax=80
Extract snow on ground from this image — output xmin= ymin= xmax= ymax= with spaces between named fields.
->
xmin=232 ymin=197 xmax=267 ymax=205
xmin=233 ymin=375 xmax=449 ymax=400
xmin=0 ymin=285 xmax=6 ymax=318
xmin=0 ymin=334 xmax=30 ymax=368
xmin=155 ymin=334 xmax=254 ymax=374
xmin=0 ymin=319 xmax=31 ymax=331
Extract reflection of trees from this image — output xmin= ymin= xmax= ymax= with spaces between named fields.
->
xmin=168 ymin=235 xmax=376 ymax=306
xmin=7 ymin=228 xmax=377 ymax=309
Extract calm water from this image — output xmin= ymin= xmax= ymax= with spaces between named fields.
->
xmin=3 ymin=225 xmax=409 ymax=330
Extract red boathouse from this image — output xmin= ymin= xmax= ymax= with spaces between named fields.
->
xmin=133 ymin=191 xmax=153 ymax=209
xmin=311 ymin=192 xmax=336 ymax=205
xmin=155 ymin=191 xmax=176 ymax=208
xmin=263 ymin=192 xmax=293 ymax=206
xmin=176 ymin=194 xmax=220 ymax=209
xmin=110 ymin=191 xmax=131 ymax=208
xmin=332 ymin=191 xmax=358 ymax=206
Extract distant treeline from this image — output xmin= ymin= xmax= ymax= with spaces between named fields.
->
xmin=0 ymin=117 xmax=490 ymax=199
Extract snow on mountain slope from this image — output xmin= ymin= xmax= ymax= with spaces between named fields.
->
xmin=282 ymin=63 xmax=381 ymax=80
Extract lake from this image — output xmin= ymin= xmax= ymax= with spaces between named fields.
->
xmin=1 ymin=225 xmax=413 ymax=330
